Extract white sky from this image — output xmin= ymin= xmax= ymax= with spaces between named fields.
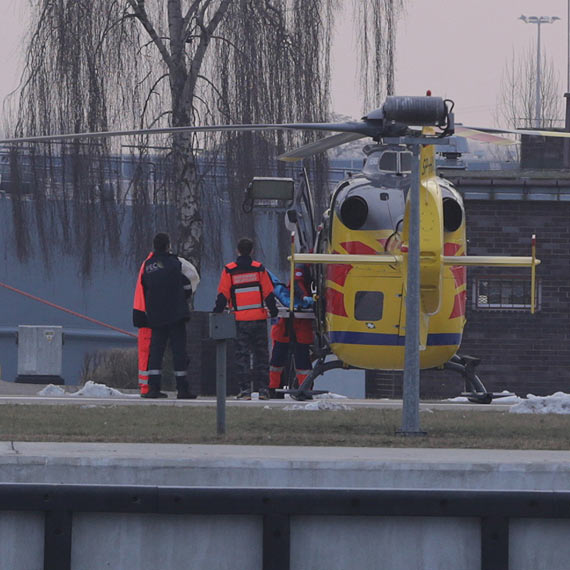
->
xmin=0 ymin=0 xmax=569 ymax=128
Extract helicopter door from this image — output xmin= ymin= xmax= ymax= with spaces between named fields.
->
xmin=286 ymin=167 xmax=316 ymax=253
xmin=397 ymin=285 xmax=430 ymax=350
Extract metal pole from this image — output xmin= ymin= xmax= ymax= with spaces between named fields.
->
xmin=215 ymin=339 xmax=227 ymax=435
xmin=399 ymin=144 xmax=424 ymax=435
xmin=568 ymin=0 xmax=570 ymax=92
xmin=536 ymin=21 xmax=542 ymax=128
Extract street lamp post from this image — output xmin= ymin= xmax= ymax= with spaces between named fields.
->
xmin=519 ymin=14 xmax=560 ymax=128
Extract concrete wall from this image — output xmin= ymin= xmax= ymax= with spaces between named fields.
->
xmin=0 ymin=444 xmax=569 ymax=569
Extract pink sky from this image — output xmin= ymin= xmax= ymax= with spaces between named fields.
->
xmin=332 ymin=0 xmax=569 ymax=127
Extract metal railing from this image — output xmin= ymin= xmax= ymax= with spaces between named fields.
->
xmin=2 ymin=484 xmax=569 ymax=570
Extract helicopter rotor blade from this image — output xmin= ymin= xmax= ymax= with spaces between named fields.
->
xmin=455 ymin=127 xmax=515 ymax=145
xmin=461 ymin=125 xmax=570 ymax=139
xmin=0 ymin=121 xmax=377 ymax=145
xmin=277 ymin=132 xmax=366 ymax=162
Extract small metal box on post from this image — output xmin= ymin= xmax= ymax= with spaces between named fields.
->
xmin=16 ymin=325 xmax=64 ymax=384
xmin=208 ymin=312 xmax=236 ymax=435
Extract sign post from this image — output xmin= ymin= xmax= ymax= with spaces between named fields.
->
xmin=208 ymin=312 xmax=236 ymax=435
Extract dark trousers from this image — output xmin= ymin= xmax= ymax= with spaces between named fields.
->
xmin=235 ymin=320 xmax=269 ymax=393
xmin=148 ymin=320 xmax=188 ymax=392
xmin=270 ymin=340 xmax=312 ymax=371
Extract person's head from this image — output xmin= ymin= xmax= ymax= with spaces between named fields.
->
xmin=153 ymin=232 xmax=170 ymax=253
xmin=237 ymin=237 xmax=253 ymax=256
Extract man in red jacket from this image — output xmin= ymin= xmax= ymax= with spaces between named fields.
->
xmin=213 ymin=237 xmax=278 ymax=400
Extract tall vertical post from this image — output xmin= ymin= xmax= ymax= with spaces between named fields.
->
xmin=209 ymin=312 xmax=236 ymax=436
xmin=536 ymin=21 xmax=542 ymax=128
xmin=563 ymin=93 xmax=570 ymax=169
xmin=399 ymin=144 xmax=424 ymax=435
xmin=215 ymin=339 xmax=227 ymax=435
xmin=519 ymin=15 xmax=560 ymax=128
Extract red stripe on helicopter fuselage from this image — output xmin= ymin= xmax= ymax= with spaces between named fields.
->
xmin=325 ymin=287 xmax=348 ymax=317
xmin=327 ymin=262 xmax=352 ymax=287
xmin=340 ymin=241 xmax=378 ymax=255
xmin=444 ymin=242 xmax=462 ymax=256
xmin=445 ymin=242 xmax=467 ymax=319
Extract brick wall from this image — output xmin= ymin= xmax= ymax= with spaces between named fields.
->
xmin=366 ymin=199 xmax=570 ymax=399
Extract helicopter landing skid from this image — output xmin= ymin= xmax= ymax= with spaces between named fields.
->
xmin=459 ymin=391 xmax=516 ymax=405
xmin=284 ymin=358 xmax=358 ymax=401
xmin=444 ymin=354 xmax=513 ymax=404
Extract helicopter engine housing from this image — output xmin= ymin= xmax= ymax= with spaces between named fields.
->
xmin=382 ymin=96 xmax=449 ymax=127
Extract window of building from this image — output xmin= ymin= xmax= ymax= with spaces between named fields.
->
xmin=472 ymin=276 xmax=541 ymax=311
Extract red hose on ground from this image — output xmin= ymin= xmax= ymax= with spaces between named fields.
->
xmin=0 ymin=280 xmax=137 ymax=339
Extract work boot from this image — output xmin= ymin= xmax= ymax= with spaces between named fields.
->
xmin=142 ymin=391 xmax=168 ymax=399
xmin=258 ymin=389 xmax=270 ymax=401
xmin=176 ymin=377 xmax=196 ymax=399
xmin=177 ymin=392 xmax=197 ymax=400
xmin=236 ymin=389 xmax=252 ymax=400
xmin=268 ymin=388 xmax=285 ymax=400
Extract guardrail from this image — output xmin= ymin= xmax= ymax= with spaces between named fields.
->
xmin=2 ymin=484 xmax=569 ymax=570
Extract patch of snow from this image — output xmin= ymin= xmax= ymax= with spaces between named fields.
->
xmin=37 ymin=384 xmax=66 ymax=397
xmin=70 ymin=381 xmax=129 ymax=398
xmin=283 ymin=399 xmax=353 ymax=411
xmin=510 ymin=392 xmax=570 ymax=415
xmin=314 ymin=392 xmax=348 ymax=399
xmin=37 ymin=381 xmax=138 ymax=398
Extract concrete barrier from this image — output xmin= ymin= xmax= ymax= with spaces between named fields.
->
xmin=1 ymin=444 xmax=569 ymax=570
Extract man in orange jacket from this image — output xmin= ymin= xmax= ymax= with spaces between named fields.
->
xmin=213 ymin=237 xmax=278 ymax=400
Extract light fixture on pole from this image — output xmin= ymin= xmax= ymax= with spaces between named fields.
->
xmin=519 ymin=14 xmax=560 ymax=128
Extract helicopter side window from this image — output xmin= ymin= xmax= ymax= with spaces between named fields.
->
xmin=400 ymin=152 xmax=412 ymax=173
xmin=378 ymin=151 xmax=397 ymax=172
xmin=354 ymin=291 xmax=384 ymax=321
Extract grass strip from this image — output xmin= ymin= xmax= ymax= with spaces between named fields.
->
xmin=0 ymin=404 xmax=568 ymax=449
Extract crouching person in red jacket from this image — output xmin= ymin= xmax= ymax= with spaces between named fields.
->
xmin=268 ymin=264 xmax=314 ymax=398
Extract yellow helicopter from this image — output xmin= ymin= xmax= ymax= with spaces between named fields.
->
xmin=246 ymin=95 xmax=543 ymax=403
xmin=3 ymin=94 xmax=560 ymax=403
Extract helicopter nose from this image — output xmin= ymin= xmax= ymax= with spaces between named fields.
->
xmin=340 ymin=195 xmax=368 ymax=230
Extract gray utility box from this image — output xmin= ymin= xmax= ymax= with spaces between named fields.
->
xmin=208 ymin=312 xmax=236 ymax=340
xmin=16 ymin=325 xmax=64 ymax=384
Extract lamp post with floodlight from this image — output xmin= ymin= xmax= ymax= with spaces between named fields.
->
xmin=519 ymin=14 xmax=560 ymax=128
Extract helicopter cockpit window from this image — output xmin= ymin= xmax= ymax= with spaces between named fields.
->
xmin=400 ymin=152 xmax=412 ymax=173
xmin=378 ymin=151 xmax=398 ymax=172
xmin=354 ymin=291 xmax=384 ymax=321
